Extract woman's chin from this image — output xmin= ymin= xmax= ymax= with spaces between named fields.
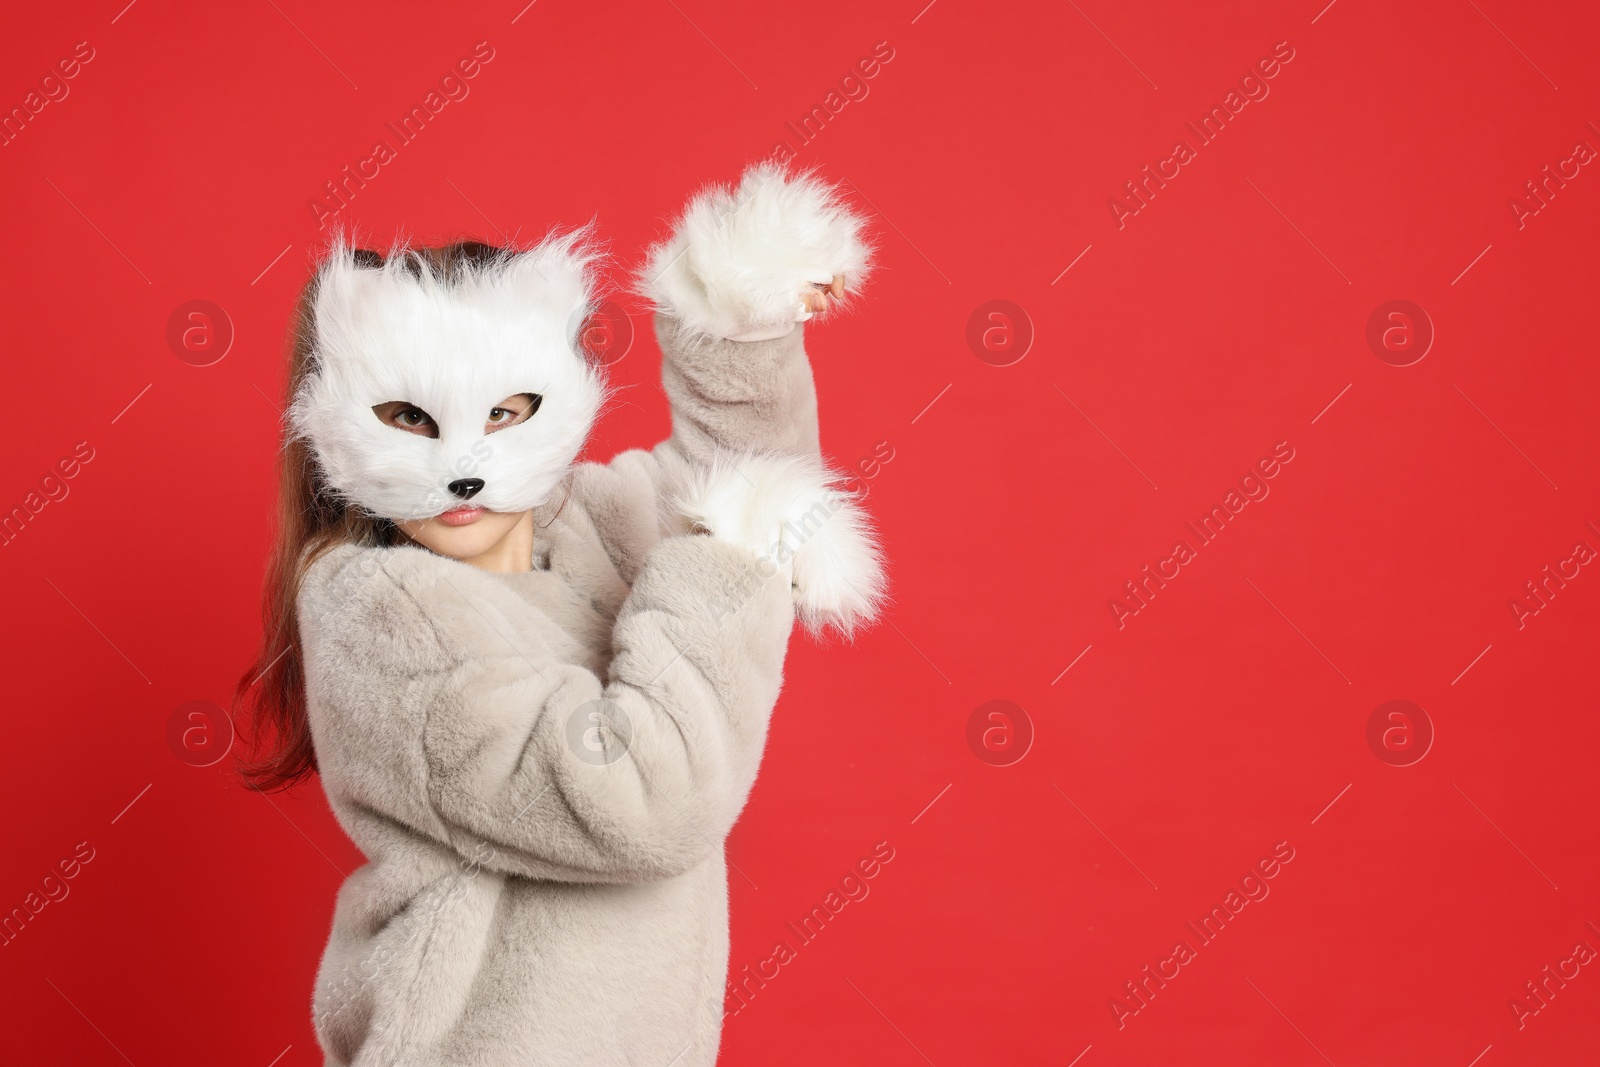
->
xmin=418 ymin=528 xmax=497 ymax=561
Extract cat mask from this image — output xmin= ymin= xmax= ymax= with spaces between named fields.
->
xmin=288 ymin=231 xmax=606 ymax=522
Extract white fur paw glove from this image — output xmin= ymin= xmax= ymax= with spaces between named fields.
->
xmin=665 ymin=452 xmax=887 ymax=638
xmin=640 ymin=163 xmax=875 ymax=342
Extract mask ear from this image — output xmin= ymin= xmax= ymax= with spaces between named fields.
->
xmin=500 ymin=224 xmax=605 ymax=350
xmin=310 ymin=242 xmax=386 ymax=364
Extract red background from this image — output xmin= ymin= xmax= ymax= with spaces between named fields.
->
xmin=3 ymin=1 xmax=1598 ymax=1064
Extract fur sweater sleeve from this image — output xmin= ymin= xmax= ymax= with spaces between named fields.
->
xmin=297 ymin=533 xmax=793 ymax=884
xmin=651 ymin=313 xmax=819 ymax=465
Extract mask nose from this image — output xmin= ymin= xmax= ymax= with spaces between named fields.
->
xmin=447 ymin=478 xmax=485 ymax=501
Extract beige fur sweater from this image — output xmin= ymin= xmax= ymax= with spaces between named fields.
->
xmin=295 ymin=164 xmax=884 ymax=1067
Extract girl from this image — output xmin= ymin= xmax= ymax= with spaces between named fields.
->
xmin=235 ymin=165 xmax=886 ymax=1066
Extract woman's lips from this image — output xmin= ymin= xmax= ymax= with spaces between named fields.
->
xmin=437 ymin=506 xmax=486 ymax=527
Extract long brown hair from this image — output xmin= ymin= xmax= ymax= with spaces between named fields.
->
xmin=234 ymin=241 xmax=514 ymax=791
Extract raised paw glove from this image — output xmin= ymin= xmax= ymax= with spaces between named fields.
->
xmin=640 ymin=163 xmax=874 ymax=343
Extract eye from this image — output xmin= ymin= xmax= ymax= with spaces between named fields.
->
xmin=372 ymin=401 xmax=439 ymax=439
xmin=485 ymin=393 xmax=542 ymax=434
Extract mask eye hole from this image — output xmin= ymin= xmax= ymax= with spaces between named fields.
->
xmin=486 ymin=393 xmax=542 ymax=434
xmin=372 ymin=401 xmax=439 ymax=438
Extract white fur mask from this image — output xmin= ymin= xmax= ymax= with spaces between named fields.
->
xmin=288 ymin=231 xmax=606 ymax=522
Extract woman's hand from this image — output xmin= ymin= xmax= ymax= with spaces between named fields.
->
xmin=800 ymin=275 xmax=847 ymax=316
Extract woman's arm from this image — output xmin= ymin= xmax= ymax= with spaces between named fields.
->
xmin=639 ymin=162 xmax=874 ymax=469
xmin=572 ymin=165 xmax=884 ymax=632
xmin=298 ymin=474 xmax=818 ymax=884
